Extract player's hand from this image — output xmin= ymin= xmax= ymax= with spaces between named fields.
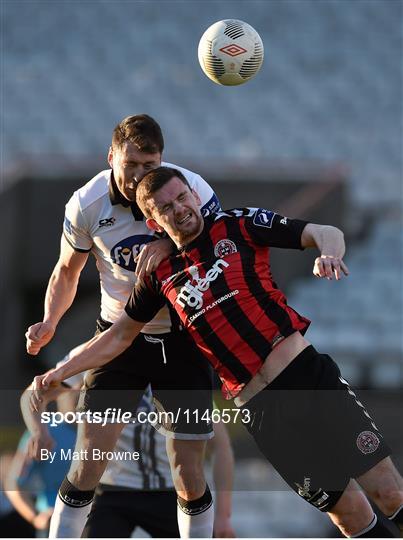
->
xmin=32 ymin=509 xmax=53 ymax=530
xmin=313 ymin=255 xmax=349 ymax=281
xmin=25 ymin=321 xmax=55 ymax=355
xmin=26 ymin=431 xmax=55 ymax=460
xmin=213 ymin=515 xmax=236 ymax=538
xmin=135 ymin=238 xmax=174 ymax=279
xmin=30 ymin=371 xmax=61 ymax=411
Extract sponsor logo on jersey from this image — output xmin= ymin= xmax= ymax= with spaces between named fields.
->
xmin=111 ymin=235 xmax=154 ymax=272
xmin=201 ymin=193 xmax=221 ymax=217
xmin=176 ymin=259 xmax=229 ymax=310
xmin=98 ymin=217 xmax=116 ymax=228
xmin=63 ymin=217 xmax=73 ymax=237
xmin=214 ymin=239 xmax=237 ymax=258
xmin=253 ymin=209 xmax=275 ymax=228
xmin=356 ymin=431 xmax=380 ymax=454
xmin=280 ymin=217 xmax=288 ymax=225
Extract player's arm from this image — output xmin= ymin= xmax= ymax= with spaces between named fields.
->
xmin=25 ymin=235 xmax=89 ymax=355
xmin=20 ymin=381 xmax=71 ymax=459
xmin=5 ymin=447 xmax=53 ymax=530
xmin=301 ymin=223 xmax=349 ymax=280
xmin=31 ymin=313 xmax=145 ymax=407
xmin=208 ymin=420 xmax=236 ymax=538
xmin=243 ymin=208 xmax=349 ymax=281
xmin=20 ymin=384 xmax=60 ymax=458
xmin=135 ymin=238 xmax=175 ymax=279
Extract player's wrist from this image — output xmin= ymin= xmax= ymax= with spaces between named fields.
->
xmin=42 ymin=319 xmax=56 ymax=332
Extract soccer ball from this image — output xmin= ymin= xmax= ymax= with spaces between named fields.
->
xmin=198 ymin=19 xmax=264 ymax=86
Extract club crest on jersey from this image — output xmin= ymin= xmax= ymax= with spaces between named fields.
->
xmin=253 ymin=209 xmax=275 ymax=228
xmin=356 ymin=431 xmax=380 ymax=454
xmin=111 ymin=235 xmax=154 ymax=272
xmin=214 ymin=239 xmax=237 ymax=258
xmin=176 ymin=259 xmax=229 ymax=310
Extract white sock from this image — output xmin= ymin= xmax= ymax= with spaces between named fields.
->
xmin=49 ymin=494 xmax=93 ymax=538
xmin=177 ymin=486 xmax=214 ymax=538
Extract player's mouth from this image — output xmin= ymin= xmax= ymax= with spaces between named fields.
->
xmin=176 ymin=213 xmax=192 ymax=225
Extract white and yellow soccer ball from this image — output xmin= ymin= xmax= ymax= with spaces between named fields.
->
xmin=198 ymin=19 xmax=264 ymax=86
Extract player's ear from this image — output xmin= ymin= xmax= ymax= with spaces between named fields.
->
xmin=107 ymin=146 xmax=113 ymax=168
xmin=192 ymin=189 xmax=201 ymax=206
xmin=146 ymin=218 xmax=164 ymax=233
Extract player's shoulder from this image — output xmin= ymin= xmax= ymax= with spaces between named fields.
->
xmin=162 ymin=161 xmax=203 ymax=188
xmin=69 ymin=169 xmax=112 ymax=213
xmin=211 ymin=207 xmax=265 ymax=221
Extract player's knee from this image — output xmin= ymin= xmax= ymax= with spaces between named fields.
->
xmin=371 ymin=486 xmax=403 ymax=515
xmin=328 ymin=490 xmax=373 ymax=537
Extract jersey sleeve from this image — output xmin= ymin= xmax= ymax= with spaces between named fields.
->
xmin=63 ymin=192 xmax=93 ymax=252
xmin=124 ymin=276 xmax=166 ymax=323
xmin=191 ymin=174 xmax=221 ymax=217
xmin=243 ymin=208 xmax=309 ymax=249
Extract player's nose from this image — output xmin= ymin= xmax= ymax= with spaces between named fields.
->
xmin=132 ymin=166 xmax=146 ymax=183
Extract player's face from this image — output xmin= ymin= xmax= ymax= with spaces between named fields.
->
xmin=108 ymin=142 xmax=161 ymax=202
xmin=146 ymin=177 xmax=203 ymax=246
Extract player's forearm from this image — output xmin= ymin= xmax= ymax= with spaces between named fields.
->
xmin=302 ymin=224 xmax=345 ymax=258
xmin=52 ymin=316 xmax=144 ymax=382
xmin=43 ymin=263 xmax=80 ymax=328
xmin=6 ymin=486 xmax=37 ymax=524
xmin=53 ymin=333 xmax=130 ymax=381
xmin=20 ymin=388 xmax=46 ymax=435
xmin=211 ymin=429 xmax=234 ymax=518
xmin=213 ymin=450 xmax=234 ymax=517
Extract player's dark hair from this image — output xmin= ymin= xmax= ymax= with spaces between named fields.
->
xmin=112 ymin=114 xmax=164 ymax=153
xmin=136 ymin=166 xmax=190 ymax=217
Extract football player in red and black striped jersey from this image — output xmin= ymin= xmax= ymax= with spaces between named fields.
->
xmin=33 ymin=167 xmax=403 ymax=538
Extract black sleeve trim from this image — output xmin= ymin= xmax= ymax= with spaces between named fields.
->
xmin=124 ymin=304 xmax=156 ymax=323
xmin=63 ymin=232 xmax=92 ymax=253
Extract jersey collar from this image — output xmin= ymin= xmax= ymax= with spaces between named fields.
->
xmin=108 ymin=171 xmax=144 ymax=220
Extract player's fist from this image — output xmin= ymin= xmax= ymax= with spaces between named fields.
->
xmin=25 ymin=322 xmax=55 ymax=355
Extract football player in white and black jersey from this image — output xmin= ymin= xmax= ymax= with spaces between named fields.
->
xmin=20 ymin=367 xmax=236 ymax=538
xmin=25 ymin=115 xmax=222 ymax=538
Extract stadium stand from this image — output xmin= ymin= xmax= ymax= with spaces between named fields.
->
xmin=3 ymin=0 xmax=401 ymax=209
xmin=2 ymin=1 xmax=401 ymax=536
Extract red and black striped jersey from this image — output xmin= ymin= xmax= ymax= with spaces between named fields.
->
xmin=125 ymin=208 xmax=311 ymax=399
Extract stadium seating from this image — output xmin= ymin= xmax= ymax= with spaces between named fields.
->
xmin=3 ymin=0 xmax=401 ymax=209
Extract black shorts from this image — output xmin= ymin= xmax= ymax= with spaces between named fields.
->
xmin=82 ymin=484 xmax=178 ymax=538
xmin=245 ymin=345 xmax=391 ymax=512
xmin=77 ymin=318 xmax=213 ymax=440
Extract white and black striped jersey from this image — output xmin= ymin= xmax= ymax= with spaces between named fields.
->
xmin=57 ymin=355 xmax=174 ymax=491
xmin=100 ymin=386 xmax=173 ymax=491
xmin=63 ymin=163 xmax=220 ymax=333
